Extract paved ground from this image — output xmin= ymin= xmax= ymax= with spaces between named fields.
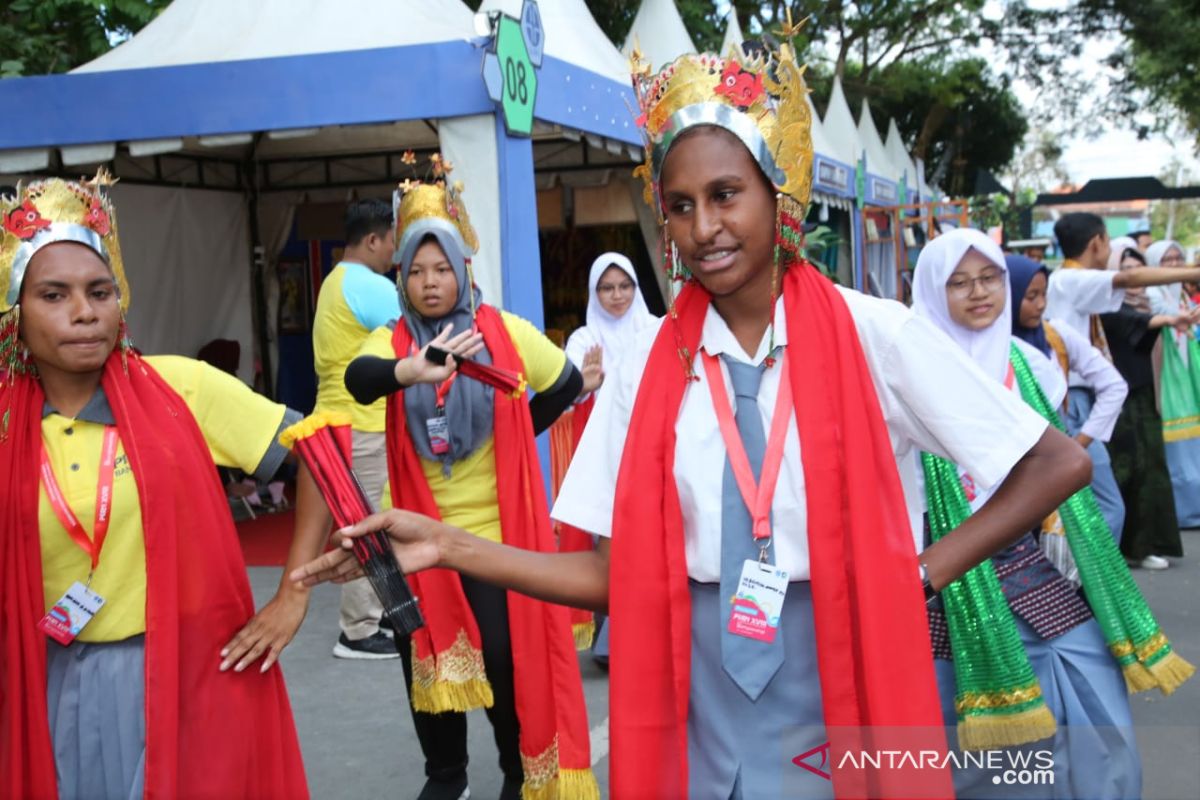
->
xmin=253 ymin=530 xmax=1200 ymax=799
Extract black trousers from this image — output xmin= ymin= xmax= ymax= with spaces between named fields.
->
xmin=396 ymin=574 xmax=523 ymax=783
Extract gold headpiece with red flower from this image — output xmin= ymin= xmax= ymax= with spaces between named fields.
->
xmin=393 ymin=154 xmax=479 ymax=265
xmin=0 ymin=170 xmax=128 ymax=313
xmin=630 ymin=38 xmax=814 ymax=221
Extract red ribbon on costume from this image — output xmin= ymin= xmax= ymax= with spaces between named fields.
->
xmin=701 ymin=352 xmax=792 ymax=546
xmin=607 ymin=263 xmax=952 ymax=799
xmin=38 ymin=426 xmax=119 ymax=576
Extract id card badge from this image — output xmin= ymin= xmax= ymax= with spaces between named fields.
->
xmin=728 ymin=560 xmax=789 ymax=643
xmin=426 ymin=415 xmax=450 ymax=456
xmin=38 ymin=581 xmax=105 ymax=646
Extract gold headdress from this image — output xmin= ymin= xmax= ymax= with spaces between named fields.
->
xmin=393 ymin=155 xmax=479 ymax=268
xmin=631 ymin=39 xmax=814 ymax=221
xmin=0 ymin=170 xmax=128 ymax=313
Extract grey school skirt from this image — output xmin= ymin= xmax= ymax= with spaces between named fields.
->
xmin=45 ymin=634 xmax=146 ymax=800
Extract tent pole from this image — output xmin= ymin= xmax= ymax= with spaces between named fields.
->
xmin=244 ymin=142 xmax=275 ymax=398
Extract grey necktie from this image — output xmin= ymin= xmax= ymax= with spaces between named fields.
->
xmin=719 ymin=355 xmax=785 ymax=701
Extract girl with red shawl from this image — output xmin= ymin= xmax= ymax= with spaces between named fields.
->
xmin=294 ymin=46 xmax=1091 ymax=800
xmin=340 ymin=175 xmax=597 ymax=800
xmin=0 ymin=174 xmax=311 ymax=799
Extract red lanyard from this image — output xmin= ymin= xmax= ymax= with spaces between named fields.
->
xmin=701 ymin=351 xmax=793 ymax=557
xmin=408 ymin=342 xmax=460 ymax=411
xmin=39 ymin=426 xmax=119 ymax=578
xmin=1004 ymin=360 xmax=1014 ymax=391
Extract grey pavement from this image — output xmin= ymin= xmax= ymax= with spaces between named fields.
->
xmin=253 ymin=529 xmax=1200 ymax=800
xmin=250 ymin=572 xmax=610 ymax=800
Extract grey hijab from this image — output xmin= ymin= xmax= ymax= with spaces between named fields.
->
xmin=397 ymin=225 xmax=493 ymax=476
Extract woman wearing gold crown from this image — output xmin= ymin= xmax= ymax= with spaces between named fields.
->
xmin=0 ymin=174 xmax=312 ymax=798
xmin=339 ymin=170 xmax=597 ymax=800
xmin=294 ymin=44 xmax=1092 ymax=800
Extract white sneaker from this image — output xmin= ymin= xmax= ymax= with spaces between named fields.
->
xmin=1140 ymin=555 xmax=1170 ymax=570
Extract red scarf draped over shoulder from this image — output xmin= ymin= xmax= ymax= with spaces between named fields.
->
xmin=387 ymin=304 xmax=597 ymax=800
xmin=608 ymin=264 xmax=952 ymax=799
xmin=0 ymin=353 xmax=308 ymax=799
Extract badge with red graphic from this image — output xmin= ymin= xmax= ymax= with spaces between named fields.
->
xmin=715 ymin=62 xmax=765 ymax=110
xmin=960 ymin=472 xmax=977 ymax=502
xmin=4 ymin=200 xmax=51 ymax=240
xmin=38 ymin=581 xmax=105 ymax=645
xmin=728 ymin=560 xmax=789 ymax=642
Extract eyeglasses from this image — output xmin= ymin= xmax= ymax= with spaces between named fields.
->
xmin=597 ymin=280 xmax=634 ymax=296
xmin=945 ymin=271 xmax=1003 ymax=297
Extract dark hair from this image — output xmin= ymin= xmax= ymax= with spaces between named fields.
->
xmin=1053 ymin=212 xmax=1106 ymax=259
xmin=344 ymin=199 xmax=393 ymax=246
xmin=1120 ymin=247 xmax=1147 ymax=266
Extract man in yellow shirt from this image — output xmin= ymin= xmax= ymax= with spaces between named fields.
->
xmin=312 ymin=198 xmax=401 ymax=658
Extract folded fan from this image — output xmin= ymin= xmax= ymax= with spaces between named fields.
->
xmin=425 ymin=345 xmax=526 ymax=397
xmin=279 ymin=412 xmax=424 ymax=636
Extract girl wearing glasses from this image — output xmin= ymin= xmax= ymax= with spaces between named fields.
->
xmin=912 ymin=228 xmax=1191 ymax=800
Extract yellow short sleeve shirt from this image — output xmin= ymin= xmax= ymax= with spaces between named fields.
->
xmin=38 ymin=355 xmax=288 ymax=642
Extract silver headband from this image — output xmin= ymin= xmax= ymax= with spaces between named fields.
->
xmin=7 ymin=223 xmax=110 ymax=307
xmin=649 ymin=102 xmax=787 ymax=198
xmin=396 ymin=216 xmax=471 ymax=268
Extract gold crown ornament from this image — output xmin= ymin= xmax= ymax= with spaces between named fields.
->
xmin=0 ymin=170 xmax=128 ymax=313
xmin=630 ymin=38 xmax=815 ymax=222
xmin=393 ymin=160 xmax=479 ymax=266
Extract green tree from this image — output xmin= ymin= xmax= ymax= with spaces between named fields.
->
xmin=1078 ymin=0 xmax=1200 ymax=140
xmin=0 ymin=0 xmax=169 ymax=78
xmin=808 ymin=58 xmax=1028 ymax=198
xmin=1149 ymin=159 xmax=1200 ymax=248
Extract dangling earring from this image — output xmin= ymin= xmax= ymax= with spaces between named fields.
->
xmin=660 ymin=228 xmax=698 ymax=383
xmin=0 ymin=305 xmax=34 ymax=381
xmin=765 ymin=192 xmax=807 ymax=368
xmin=117 ymin=311 xmax=133 ymax=375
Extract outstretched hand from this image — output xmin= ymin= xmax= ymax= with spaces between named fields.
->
xmin=289 ymin=510 xmax=446 ymax=588
xmin=396 ymin=324 xmax=485 ymax=386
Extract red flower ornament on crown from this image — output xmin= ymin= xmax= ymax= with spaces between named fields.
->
xmin=84 ymin=198 xmax=111 ymax=237
xmin=4 ymin=201 xmax=51 ymax=240
xmin=716 ymin=62 xmax=765 ymax=110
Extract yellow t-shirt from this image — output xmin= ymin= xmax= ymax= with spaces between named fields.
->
xmin=38 ymin=355 xmax=288 ymax=642
xmin=313 ymin=262 xmax=401 ymax=432
xmin=359 ymin=312 xmax=567 ymax=542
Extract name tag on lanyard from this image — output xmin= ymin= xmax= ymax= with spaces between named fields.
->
xmin=36 ymin=426 xmax=119 ymax=644
xmin=701 ymin=351 xmax=793 ymax=641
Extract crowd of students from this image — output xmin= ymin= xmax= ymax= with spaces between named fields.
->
xmin=2 ymin=38 xmax=1196 ymax=800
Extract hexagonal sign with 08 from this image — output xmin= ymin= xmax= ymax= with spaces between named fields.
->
xmin=492 ymin=13 xmax=537 ymax=136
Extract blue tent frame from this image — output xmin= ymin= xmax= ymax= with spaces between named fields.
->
xmin=0 ymin=36 xmax=642 ymax=491
xmin=0 ymin=37 xmax=642 ymax=333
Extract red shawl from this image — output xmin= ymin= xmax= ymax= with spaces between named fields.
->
xmin=608 ymin=264 xmax=952 ymax=799
xmin=0 ymin=352 xmax=308 ymax=799
xmin=387 ymin=305 xmax=596 ymax=799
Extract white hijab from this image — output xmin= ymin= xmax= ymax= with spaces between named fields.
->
xmin=564 ymin=252 xmax=658 ymax=370
xmin=911 ymin=228 xmax=1012 ymax=383
xmin=1146 ymin=239 xmax=1187 ymax=316
xmin=1106 ymin=236 xmax=1138 ymax=272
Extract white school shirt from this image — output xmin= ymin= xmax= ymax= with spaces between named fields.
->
xmin=1045 ymin=268 xmax=1125 ymax=387
xmin=1023 ymin=323 xmax=1128 ymax=443
xmin=552 ymin=287 xmax=1049 ymax=582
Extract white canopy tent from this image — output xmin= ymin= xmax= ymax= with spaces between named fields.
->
xmin=721 ymin=10 xmax=746 ymax=54
xmin=885 ymin=119 xmax=921 ymax=200
xmin=820 ymin=77 xmax=864 ymax=174
xmin=622 ymin=0 xmax=697 ymax=71
xmin=857 ymin=100 xmax=900 ymax=184
xmin=0 ymin=0 xmax=644 ymax=402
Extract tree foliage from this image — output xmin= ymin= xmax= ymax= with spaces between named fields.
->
xmin=0 ymin=0 xmax=169 ymax=78
xmin=1079 ymin=0 xmax=1200 ymax=140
